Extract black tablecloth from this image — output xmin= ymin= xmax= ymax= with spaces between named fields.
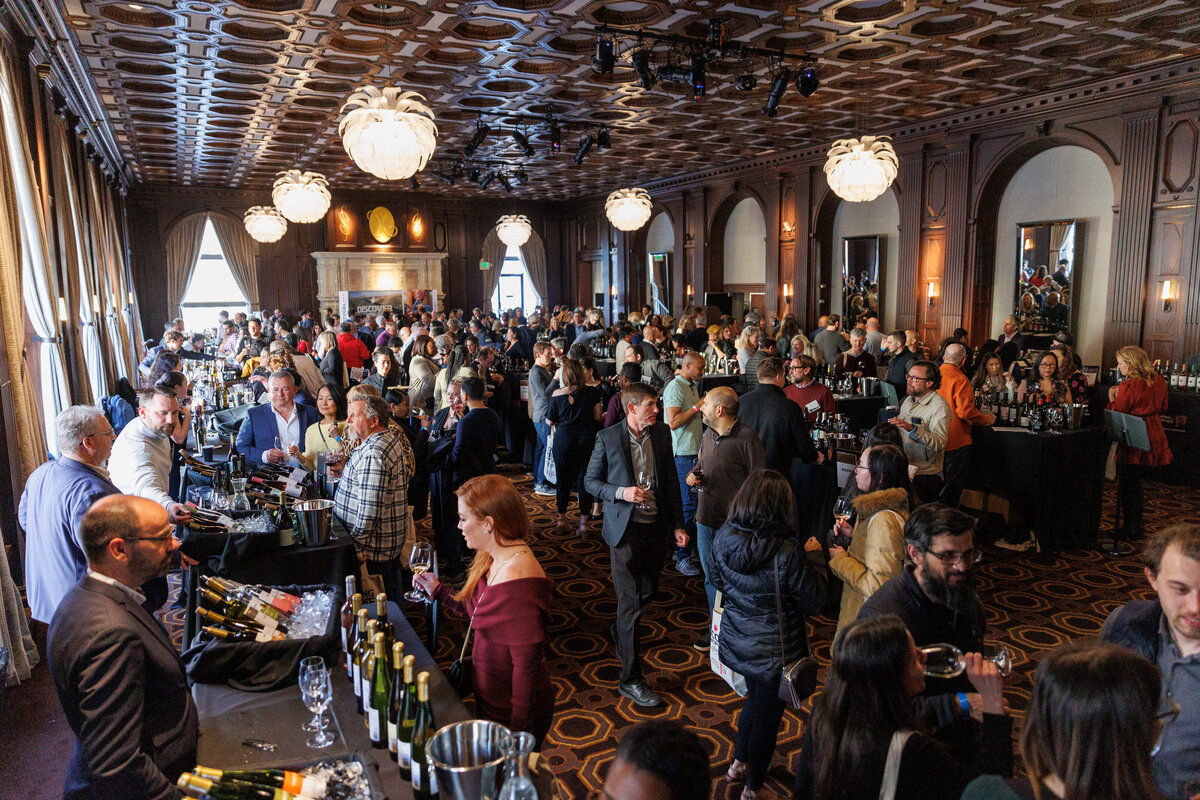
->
xmin=699 ymin=374 xmax=744 ymax=395
xmin=835 ymin=395 xmax=887 ymax=434
xmin=1093 ymin=383 xmax=1200 ymax=488
xmin=595 ymin=359 xmax=616 ymax=378
xmin=966 ymin=426 xmax=1107 ymax=548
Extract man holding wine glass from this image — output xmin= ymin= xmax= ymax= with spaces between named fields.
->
xmin=235 ymin=370 xmax=319 ymax=469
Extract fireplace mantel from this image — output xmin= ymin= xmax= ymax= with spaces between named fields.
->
xmin=312 ymin=251 xmax=446 ymax=311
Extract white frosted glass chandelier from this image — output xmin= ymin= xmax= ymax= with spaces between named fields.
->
xmin=495 ymin=215 xmax=532 ymax=248
xmin=243 ymin=206 xmax=288 ymax=243
xmin=272 ymin=170 xmax=331 ymax=223
xmin=824 ymin=135 xmax=899 ymax=203
xmin=605 ymin=187 xmax=653 ymax=231
xmin=339 ymin=87 xmax=438 ymax=180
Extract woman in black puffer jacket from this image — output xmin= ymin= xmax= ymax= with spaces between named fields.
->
xmin=708 ymin=469 xmax=828 ymax=800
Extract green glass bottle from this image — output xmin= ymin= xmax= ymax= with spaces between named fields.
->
xmin=411 ymin=671 xmax=438 ymax=799
xmin=368 ymin=632 xmax=391 ymax=749
xmin=397 ymin=654 xmax=417 ymax=779
xmin=387 ymin=641 xmax=406 ymax=761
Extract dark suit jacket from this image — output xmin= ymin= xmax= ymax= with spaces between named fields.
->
xmin=451 ymin=406 xmax=500 ymax=487
xmin=737 ymin=383 xmax=818 ymax=476
xmin=319 ymin=347 xmax=346 ymax=390
xmin=48 ymin=576 xmax=198 ymax=800
xmin=585 ymin=420 xmax=685 ymax=548
xmin=235 ymin=401 xmax=320 ymax=467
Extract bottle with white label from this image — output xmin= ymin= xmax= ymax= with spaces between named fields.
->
xmin=367 ymin=632 xmax=390 ymax=749
xmin=397 ymin=654 xmax=417 ymax=779
xmin=387 ymin=641 xmax=405 ymax=760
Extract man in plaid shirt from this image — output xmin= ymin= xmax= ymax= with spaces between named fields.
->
xmin=331 ymin=394 xmax=415 ymax=601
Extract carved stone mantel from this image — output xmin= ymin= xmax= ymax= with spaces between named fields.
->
xmin=312 ymin=251 xmax=446 ymax=311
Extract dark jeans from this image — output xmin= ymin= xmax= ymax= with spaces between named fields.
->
xmin=913 ymin=473 xmax=945 ymax=507
xmin=430 ymin=469 xmax=470 ymax=570
xmin=533 ymin=419 xmax=551 ymax=486
xmin=1117 ymin=462 xmax=1149 ymax=535
xmin=610 ymin=519 xmax=666 ymax=683
xmin=941 ymin=446 xmax=972 ymax=508
xmin=673 ymin=454 xmax=698 ymax=560
xmin=735 ymin=673 xmax=787 ymax=791
xmin=553 ymin=428 xmax=595 ymax=515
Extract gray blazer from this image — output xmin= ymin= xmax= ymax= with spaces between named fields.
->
xmin=585 ymin=420 xmax=685 ymax=548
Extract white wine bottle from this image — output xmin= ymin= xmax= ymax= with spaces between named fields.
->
xmin=368 ymin=632 xmax=391 ymax=749
xmin=411 ymin=671 xmax=438 ymax=799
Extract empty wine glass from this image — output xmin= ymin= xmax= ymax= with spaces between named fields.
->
xmin=210 ymin=487 xmax=230 ymax=512
xmin=922 ymin=642 xmax=1012 ymax=678
xmin=636 ymin=471 xmax=653 ymax=511
xmin=298 ymin=656 xmax=330 ymax=732
xmin=299 ymin=661 xmax=334 ymax=748
xmin=407 ymin=541 xmax=434 ymax=603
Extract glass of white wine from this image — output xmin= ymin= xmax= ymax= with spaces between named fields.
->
xmin=922 ymin=642 xmax=1012 ymax=678
xmin=407 ymin=541 xmax=434 ymax=604
xmin=832 ymin=496 xmax=854 ymax=527
xmin=636 ymin=471 xmax=653 ymax=511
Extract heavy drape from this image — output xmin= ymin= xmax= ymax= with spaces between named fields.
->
xmin=88 ymin=166 xmax=141 ymax=379
xmin=210 ymin=212 xmax=261 ymax=309
xmin=480 ymin=228 xmax=506 ymax=312
xmin=164 ymin=212 xmax=206 ymax=317
xmin=519 ymin=229 xmax=547 ymax=306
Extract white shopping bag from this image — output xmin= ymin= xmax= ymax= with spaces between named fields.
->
xmin=543 ymin=424 xmax=557 ymax=484
xmin=711 ymin=591 xmax=747 ymax=696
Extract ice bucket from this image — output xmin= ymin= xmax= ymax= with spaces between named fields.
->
xmin=1065 ymin=403 xmax=1086 ymax=430
xmin=294 ymin=499 xmax=333 ymax=546
xmin=427 ymin=720 xmax=510 ymax=800
xmin=859 ymin=377 xmax=879 ymax=396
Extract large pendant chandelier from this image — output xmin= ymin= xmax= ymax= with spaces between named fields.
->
xmin=605 ymin=187 xmax=653 ymax=231
xmin=495 ymin=215 xmax=532 ymax=248
xmin=272 ymin=170 xmax=331 ymax=223
xmin=824 ymin=135 xmax=899 ymax=203
xmin=339 ymin=87 xmax=438 ymax=180
xmin=243 ymin=206 xmax=288 ymax=243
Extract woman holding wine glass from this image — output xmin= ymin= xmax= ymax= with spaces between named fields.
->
xmin=413 ymin=475 xmax=555 ymax=746
xmin=299 ymin=382 xmax=350 ymax=471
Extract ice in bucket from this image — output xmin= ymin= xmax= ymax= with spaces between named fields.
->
xmin=427 ymin=720 xmax=510 ymax=800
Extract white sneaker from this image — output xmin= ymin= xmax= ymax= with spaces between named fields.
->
xmin=533 ymin=483 xmax=556 ymax=497
xmin=995 ymin=534 xmax=1036 ymax=552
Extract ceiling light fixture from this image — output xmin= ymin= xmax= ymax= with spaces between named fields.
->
xmin=514 ymin=168 xmax=528 ymax=186
xmin=512 ymin=128 xmax=535 ymax=157
xmin=468 ymin=166 xmax=482 ymax=183
xmin=593 ymin=35 xmax=615 ymax=74
xmin=574 ymin=135 xmax=594 ymax=165
xmin=463 ymin=120 xmax=491 ymax=156
xmin=795 ymin=63 xmax=819 ymax=97
xmin=763 ymin=69 xmax=789 ymax=117
xmin=632 ymin=50 xmax=657 ymax=89
xmin=431 ymin=168 xmax=455 ymax=185
xmin=498 ymin=173 xmax=512 ymax=192
xmin=496 ymin=214 xmax=532 ymax=247
xmin=735 ymin=74 xmax=757 ymax=92
xmin=691 ymin=55 xmax=706 ymax=100
xmin=409 ymin=175 xmax=420 ymax=190
xmin=480 ymin=171 xmax=496 ymax=190
xmin=597 ymin=126 xmax=611 ymax=150
xmin=271 ymin=170 xmax=331 ymax=223
xmin=548 ymin=117 xmax=561 ymax=155
xmin=824 ymin=135 xmax=899 ymax=203
xmin=605 ymin=187 xmax=653 ymax=231
xmin=243 ymin=206 xmax=288 ymax=243
xmin=339 ymin=87 xmax=438 ymax=180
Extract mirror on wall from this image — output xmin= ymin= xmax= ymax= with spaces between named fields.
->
xmin=842 ymin=235 xmax=883 ymax=324
xmin=1014 ymin=220 xmax=1080 ymax=335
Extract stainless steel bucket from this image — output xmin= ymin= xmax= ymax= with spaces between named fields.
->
xmin=1065 ymin=403 xmax=1086 ymax=430
xmin=859 ymin=377 xmax=879 ymax=396
xmin=427 ymin=720 xmax=510 ymax=800
xmin=294 ymin=499 xmax=333 ymax=546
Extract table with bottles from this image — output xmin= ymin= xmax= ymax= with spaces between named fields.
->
xmin=1092 ymin=377 xmax=1200 ymax=489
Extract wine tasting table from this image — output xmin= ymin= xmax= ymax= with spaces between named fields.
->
xmin=833 ymin=394 xmax=887 ymax=434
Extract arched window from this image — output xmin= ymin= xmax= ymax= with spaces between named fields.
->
xmin=490 ymin=244 xmax=541 ymax=313
xmin=180 ymin=220 xmax=249 ymax=330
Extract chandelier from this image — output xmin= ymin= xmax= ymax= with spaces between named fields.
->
xmin=605 ymin=188 xmax=654 ymax=231
xmin=272 ymin=170 xmax=331 ymax=223
xmin=243 ymin=206 xmax=288 ymax=243
xmin=824 ymin=135 xmax=898 ymax=203
xmin=339 ymin=87 xmax=438 ymax=180
xmin=495 ymin=215 xmax=532 ymax=248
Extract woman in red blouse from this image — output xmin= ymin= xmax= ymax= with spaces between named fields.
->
xmin=1106 ymin=346 xmax=1171 ymax=538
xmin=414 ymin=474 xmax=555 ymax=744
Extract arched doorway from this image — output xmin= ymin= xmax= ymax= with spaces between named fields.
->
xmin=718 ymin=196 xmax=766 ymax=318
xmin=645 ymin=211 xmax=674 ymax=315
xmin=831 ymin=188 xmax=900 ymax=330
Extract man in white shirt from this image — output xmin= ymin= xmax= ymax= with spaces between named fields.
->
xmin=108 ymin=386 xmax=192 ymax=524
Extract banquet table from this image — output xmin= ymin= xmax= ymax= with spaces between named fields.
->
xmin=834 ymin=394 xmax=887 ymax=434
xmin=698 ymin=373 xmax=744 ymax=395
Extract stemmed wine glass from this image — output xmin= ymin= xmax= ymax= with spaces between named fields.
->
xmin=298 ymin=658 xmax=334 ymax=748
xmin=407 ymin=541 xmax=434 ymax=603
xmin=832 ymin=496 xmax=854 ymax=528
xmin=636 ymin=471 xmax=653 ymax=511
xmin=299 ymin=655 xmax=330 ymax=732
xmin=922 ymin=642 xmax=1012 ymax=678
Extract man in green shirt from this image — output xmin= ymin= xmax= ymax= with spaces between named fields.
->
xmin=663 ymin=351 xmax=705 ymax=577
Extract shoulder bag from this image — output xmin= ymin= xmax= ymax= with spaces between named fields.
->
xmin=774 ymin=551 xmax=819 ymax=709
xmin=877 ymin=729 xmax=916 ymax=800
xmin=447 ymin=614 xmax=473 ymax=697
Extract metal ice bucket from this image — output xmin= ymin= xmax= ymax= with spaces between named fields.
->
xmin=859 ymin=377 xmax=879 ymax=396
xmin=1065 ymin=403 xmax=1086 ymax=430
xmin=294 ymin=499 xmax=333 ymax=546
xmin=427 ymin=720 xmax=510 ymax=800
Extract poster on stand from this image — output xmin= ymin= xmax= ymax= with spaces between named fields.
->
xmin=338 ymin=290 xmax=438 ymax=320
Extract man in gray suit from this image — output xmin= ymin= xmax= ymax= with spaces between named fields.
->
xmin=586 ymin=382 xmax=688 ymax=707
xmin=48 ymin=495 xmax=198 ymax=800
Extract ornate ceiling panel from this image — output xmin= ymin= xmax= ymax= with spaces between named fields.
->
xmin=47 ymin=0 xmax=1200 ymax=200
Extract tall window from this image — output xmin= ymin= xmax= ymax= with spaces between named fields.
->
xmin=180 ymin=220 xmax=249 ymax=330
xmin=490 ymin=244 xmax=540 ymax=313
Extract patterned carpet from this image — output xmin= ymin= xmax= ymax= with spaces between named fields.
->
xmin=161 ymin=463 xmax=1185 ymax=800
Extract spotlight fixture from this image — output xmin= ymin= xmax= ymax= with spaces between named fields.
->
xmin=514 ymin=168 xmax=528 ymax=186
xmin=498 ymin=173 xmax=512 ymax=192
xmin=795 ymin=63 xmax=819 ymax=97
xmin=463 ymin=120 xmax=491 ymax=156
xmin=512 ymin=128 xmax=535 ymax=157
xmin=632 ymin=50 xmax=657 ymax=89
xmin=548 ymin=117 xmax=561 ymax=155
xmin=597 ymin=126 xmax=611 ymax=150
xmin=468 ymin=166 xmax=482 ymax=183
xmin=691 ymin=54 xmax=706 ymax=100
xmin=735 ymin=74 xmax=758 ymax=92
xmin=574 ymin=135 xmax=594 ymax=165
xmin=658 ymin=63 xmax=692 ymax=85
xmin=409 ymin=175 xmax=420 ymax=190
xmin=431 ymin=168 xmax=455 ymax=186
xmin=593 ymin=35 xmax=615 ymax=74
xmin=479 ymin=171 xmax=496 ymax=190
xmin=763 ymin=69 xmax=789 ymax=117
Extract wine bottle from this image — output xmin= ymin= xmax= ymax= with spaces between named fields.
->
xmin=345 ymin=592 xmax=362 ymax=680
xmin=200 ymin=624 xmax=256 ymax=642
xmin=340 ymin=580 xmax=358 ymax=662
xmin=368 ymin=632 xmax=391 ymax=749
xmin=375 ymin=592 xmax=394 ymax=651
xmin=387 ymin=641 xmax=406 ymax=761
xmin=359 ymin=619 xmax=379 ymax=717
xmin=411 ymin=671 xmax=438 ymax=799
xmin=397 ymin=653 xmax=417 ymax=779
xmin=191 ymin=767 xmax=326 ymax=798
xmin=199 ymin=586 xmax=249 ymax=620
xmin=177 ymin=773 xmax=295 ymax=800
xmin=276 ymin=489 xmax=296 ymax=546
xmin=196 ymin=607 xmax=270 ymax=639
xmin=352 ymin=608 xmax=368 ymax=707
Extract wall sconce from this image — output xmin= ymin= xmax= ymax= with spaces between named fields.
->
xmin=783 ymin=283 xmax=792 ymax=303
xmin=686 ymin=283 xmax=694 ymax=300
xmin=57 ymin=296 xmax=68 ymax=322
xmin=1023 ymin=237 xmax=1035 ymax=251
xmin=1162 ymin=280 xmax=1175 ymax=312
xmin=610 ymin=283 xmax=618 ymax=299
xmin=409 ymin=210 xmax=424 ymax=241
xmin=927 ymin=281 xmax=937 ymax=307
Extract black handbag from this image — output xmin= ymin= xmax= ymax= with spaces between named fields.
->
xmin=447 ymin=615 xmax=473 ymax=697
xmin=774 ymin=553 xmax=819 ymax=709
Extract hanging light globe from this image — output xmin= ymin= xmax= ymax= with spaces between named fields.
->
xmin=605 ymin=187 xmax=653 ymax=231
xmin=495 ymin=215 xmax=532 ymax=248
xmin=271 ymin=170 xmax=331 ymax=223
xmin=243 ymin=206 xmax=288 ymax=243
xmin=824 ymin=135 xmax=899 ymax=203
xmin=339 ymin=87 xmax=438 ymax=180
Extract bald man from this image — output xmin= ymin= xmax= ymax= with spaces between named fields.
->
xmin=938 ymin=343 xmax=996 ymax=508
xmin=864 ymin=317 xmax=885 ymax=360
xmin=48 ymin=495 xmax=197 ymax=800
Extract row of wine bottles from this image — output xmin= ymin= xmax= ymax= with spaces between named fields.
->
xmin=197 ymin=575 xmax=299 ymax=641
xmin=177 ymin=766 xmax=325 ymax=799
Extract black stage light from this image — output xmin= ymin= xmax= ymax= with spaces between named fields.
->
xmin=691 ymin=54 xmax=706 ymax=100
xmin=735 ymin=74 xmax=757 ymax=92
xmin=796 ymin=64 xmax=819 ymax=97
xmin=548 ymin=118 xmax=562 ymax=155
xmin=763 ymin=69 xmax=789 ymax=117
xmin=657 ymin=64 xmax=692 ymax=85
xmin=512 ymin=129 xmax=535 ymax=157
xmin=479 ymin=171 xmax=496 ymax=190
xmin=593 ymin=35 xmax=614 ymax=74
xmin=463 ymin=121 xmax=491 ymax=156
xmin=632 ymin=50 xmax=657 ymax=89
xmin=431 ymin=169 xmax=455 ymax=185
xmin=498 ymin=173 xmax=513 ymax=192
xmin=409 ymin=175 xmax=420 ymax=190
xmin=514 ymin=168 xmax=528 ymax=186
xmin=574 ymin=135 xmax=595 ymax=165
xmin=597 ymin=125 xmax=611 ymax=150
xmin=468 ymin=166 xmax=481 ymax=183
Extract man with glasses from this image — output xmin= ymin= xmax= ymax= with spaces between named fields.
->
xmin=47 ymin=494 xmax=197 ymax=799
xmin=888 ymin=359 xmax=950 ymax=505
xmin=1102 ymin=523 xmax=1200 ymax=799
xmin=784 ymin=355 xmax=835 ymax=425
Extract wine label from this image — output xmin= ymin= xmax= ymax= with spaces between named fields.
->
xmin=216 ymin=514 xmax=235 ymax=527
xmin=387 ymin=721 xmax=398 ymax=751
xmin=352 ymin=664 xmax=361 ymax=696
xmin=288 ymin=467 xmax=307 ymax=484
xmin=361 ymin=676 xmax=371 ymax=707
xmin=285 ymin=481 xmax=303 ymax=499
xmin=397 ymin=741 xmax=411 ymax=769
xmin=367 ymin=708 xmax=381 ymax=741
xmin=412 ymin=762 xmax=424 ymax=791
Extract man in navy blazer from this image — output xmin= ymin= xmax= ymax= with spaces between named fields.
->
xmin=586 ymin=382 xmax=688 ymax=707
xmin=19 ymin=405 xmax=165 ymax=623
xmin=235 ymin=370 xmax=320 ymax=468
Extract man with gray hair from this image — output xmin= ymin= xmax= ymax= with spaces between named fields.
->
xmin=937 ymin=343 xmax=995 ymax=509
xmin=269 ymin=339 xmax=324 ymax=398
xmin=235 ymin=369 xmax=320 ymax=468
xmin=330 ymin=394 xmax=415 ymax=602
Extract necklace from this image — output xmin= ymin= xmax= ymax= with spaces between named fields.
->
xmin=488 ymin=547 xmax=530 ymax=583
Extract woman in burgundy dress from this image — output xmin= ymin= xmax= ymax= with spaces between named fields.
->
xmin=1107 ymin=345 xmax=1172 ymax=539
xmin=414 ymin=474 xmax=556 ymax=744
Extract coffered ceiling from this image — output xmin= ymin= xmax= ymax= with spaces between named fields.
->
xmin=34 ymin=0 xmax=1200 ymax=200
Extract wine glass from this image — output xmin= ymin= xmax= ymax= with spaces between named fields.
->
xmin=298 ymin=656 xmax=330 ymax=732
xmin=922 ymin=642 xmax=1012 ymax=678
xmin=407 ymin=541 xmax=434 ymax=603
xmin=210 ymin=487 xmax=230 ymax=511
xmin=636 ymin=471 xmax=653 ymax=511
xmin=832 ymin=496 xmax=854 ymax=528
xmin=299 ymin=662 xmax=334 ymax=748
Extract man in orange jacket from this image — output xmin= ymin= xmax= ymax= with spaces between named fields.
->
xmin=938 ymin=343 xmax=995 ymax=507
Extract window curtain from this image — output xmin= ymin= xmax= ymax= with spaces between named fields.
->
xmin=85 ymin=163 xmax=138 ymax=382
xmin=1049 ymin=222 xmax=1071 ymax=256
xmin=165 ymin=212 xmax=206 ymax=317
xmin=519 ymin=229 xmax=547 ymax=306
xmin=209 ymin=212 xmax=261 ymax=310
xmin=480 ymin=228 xmax=507 ymax=313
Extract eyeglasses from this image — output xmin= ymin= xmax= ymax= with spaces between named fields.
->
xmin=906 ymin=374 xmax=932 ymax=383
xmin=1153 ymin=696 xmax=1181 ymax=756
xmin=853 ymin=464 xmax=869 ymax=473
xmin=925 ymin=548 xmax=982 ymax=566
xmin=85 ymin=428 xmax=117 ymax=439
xmin=123 ymin=531 xmax=179 ymax=546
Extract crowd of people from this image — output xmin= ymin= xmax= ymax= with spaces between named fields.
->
xmin=16 ymin=297 xmax=1196 ymax=800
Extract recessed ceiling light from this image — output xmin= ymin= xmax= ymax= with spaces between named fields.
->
xmin=128 ymin=3 xmax=144 ymax=9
